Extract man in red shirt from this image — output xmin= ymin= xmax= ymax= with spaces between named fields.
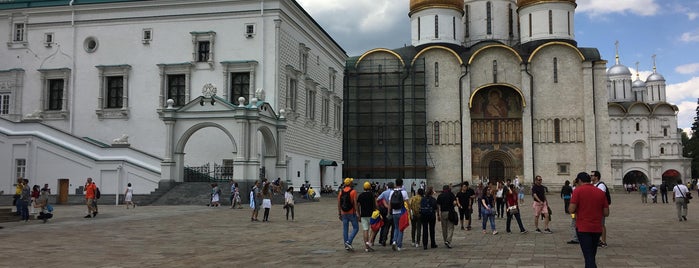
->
xmin=337 ymin=178 xmax=359 ymax=251
xmin=569 ymin=172 xmax=609 ymax=268
xmin=84 ymin=177 xmax=98 ymax=218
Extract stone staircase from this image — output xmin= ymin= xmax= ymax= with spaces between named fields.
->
xmin=145 ymin=181 xmax=298 ymax=206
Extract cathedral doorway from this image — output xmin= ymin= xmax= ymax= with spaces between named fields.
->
xmin=622 ymin=170 xmax=648 ymax=185
xmin=470 ymin=85 xmax=525 ymax=181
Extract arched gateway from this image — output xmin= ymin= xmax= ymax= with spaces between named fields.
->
xmin=159 ymin=84 xmax=286 ymax=183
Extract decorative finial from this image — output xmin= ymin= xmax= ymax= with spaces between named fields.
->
xmin=250 ymin=97 xmax=258 ymax=108
xmin=238 ymin=97 xmax=246 ymax=107
xmin=652 ymin=54 xmax=657 ymax=73
xmin=614 ymin=40 xmax=620 ymax=65
xmin=166 ymin=99 xmax=175 ymax=109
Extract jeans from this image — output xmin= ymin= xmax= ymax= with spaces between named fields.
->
xmin=496 ymin=198 xmax=505 ymax=217
xmin=505 ymin=211 xmax=526 ymax=232
xmin=481 ymin=208 xmax=496 ymax=231
xmin=421 ymin=214 xmax=436 ymax=248
xmin=341 ymin=214 xmax=359 ymax=245
xmin=378 ymin=210 xmax=393 ymax=245
xmin=411 ymin=215 xmax=422 ymax=244
xmin=392 ymin=213 xmax=404 ymax=248
xmin=18 ymin=199 xmax=29 ymax=221
xmin=661 ymin=192 xmax=668 ymax=203
xmin=285 ymin=205 xmax=294 ymax=220
xmin=577 ymin=231 xmax=601 ymax=268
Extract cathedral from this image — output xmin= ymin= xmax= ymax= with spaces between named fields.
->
xmin=343 ymin=0 xmax=690 ymax=188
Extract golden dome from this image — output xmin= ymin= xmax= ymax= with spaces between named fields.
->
xmin=409 ymin=0 xmax=464 ymax=15
xmin=517 ymin=0 xmax=576 ymax=9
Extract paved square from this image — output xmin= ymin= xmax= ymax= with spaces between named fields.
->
xmin=1 ymin=191 xmax=697 ymax=267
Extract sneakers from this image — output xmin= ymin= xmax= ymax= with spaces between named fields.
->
xmin=682 ymin=216 xmax=687 ymax=221
xmin=567 ymin=240 xmax=579 ymax=244
xmin=391 ymin=242 xmax=397 ymax=251
xmin=492 ymin=231 xmax=498 ymax=235
xmin=543 ymin=228 xmax=552 ymax=234
xmin=598 ymin=241 xmax=608 ymax=248
xmin=466 ymin=226 xmax=472 ymax=231
xmin=445 ymin=242 xmax=452 ymax=248
xmin=535 ymin=228 xmax=542 ymax=233
xmin=482 ymin=230 xmax=487 ymax=234
xmin=344 ymin=242 xmax=353 ymax=251
xmin=365 ymin=242 xmax=374 ymax=252
xmin=460 ymin=226 xmax=465 ymax=230
xmin=84 ymin=215 xmax=92 ymax=218
xmin=93 ymin=211 xmax=98 ymax=217
xmin=520 ymin=230 xmax=528 ymax=234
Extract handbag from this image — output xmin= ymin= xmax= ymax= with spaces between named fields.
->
xmin=448 ymin=209 xmax=458 ymax=225
xmin=507 ymin=205 xmax=519 ymax=214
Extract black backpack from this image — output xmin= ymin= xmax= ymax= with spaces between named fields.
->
xmin=390 ymin=190 xmax=403 ymax=210
xmin=420 ymin=197 xmax=434 ymax=215
xmin=95 ymin=187 xmax=101 ymax=199
xmin=340 ymin=189 xmax=354 ymax=212
xmin=596 ymin=182 xmax=611 ymax=205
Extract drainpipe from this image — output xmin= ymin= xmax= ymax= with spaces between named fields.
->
xmin=69 ymin=0 xmax=76 ymax=133
xmin=591 ymin=61 xmax=600 ymax=174
xmin=458 ymin=64 xmax=468 ymax=184
xmin=525 ymin=62 xmax=534 ymax=181
xmin=260 ymin=0 xmax=264 ymax=93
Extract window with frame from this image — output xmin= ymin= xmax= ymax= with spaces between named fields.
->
xmin=465 ymin=5 xmax=470 ymax=38
xmin=289 ymin=78 xmax=298 ymax=111
xmin=557 ymin=163 xmax=570 ymax=175
xmin=486 ymin=2 xmax=492 ymax=35
xmin=553 ymin=57 xmax=558 ymax=83
xmin=418 ymin=17 xmax=421 ymax=40
xmin=14 ymin=23 xmax=25 ymax=42
xmin=549 ymin=10 xmax=553 ymax=34
xmin=7 ymin=13 xmax=30 ymax=48
xmin=328 ymin=68 xmax=337 ymax=92
xmin=190 ymin=31 xmax=215 ymax=65
xmin=508 ymin=4 xmax=514 ymax=37
xmin=306 ymin=89 xmax=316 ymax=120
xmin=231 ymin=72 xmax=250 ymax=105
xmin=434 ymin=62 xmax=439 ymax=87
xmin=434 ymin=121 xmax=440 ymax=145
xmin=0 ymin=93 xmax=9 ymax=115
xmin=334 ymin=99 xmax=342 ymax=131
xmin=16 ymin=159 xmax=26 ymax=179
xmin=299 ymin=44 xmax=310 ymax=74
xmin=39 ymin=68 xmax=70 ymax=119
xmin=157 ymin=63 xmax=192 ymax=109
xmin=322 ymin=97 xmax=330 ymax=126
xmin=96 ymin=65 xmax=130 ymax=119
xmin=434 ymin=15 xmax=439 ymax=38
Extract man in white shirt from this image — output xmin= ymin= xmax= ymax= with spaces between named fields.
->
xmin=672 ymin=179 xmax=690 ymax=221
xmin=591 ymin=171 xmax=608 ymax=248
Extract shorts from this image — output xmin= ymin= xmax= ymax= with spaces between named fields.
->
xmin=532 ymin=201 xmax=549 ymax=216
xmin=518 ymin=192 xmax=524 ymax=200
xmin=459 ymin=207 xmax=472 ymax=220
xmin=361 ymin=217 xmax=371 ymax=231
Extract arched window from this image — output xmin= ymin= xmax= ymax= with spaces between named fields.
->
xmin=434 ymin=121 xmax=440 ymax=145
xmin=663 ymin=128 xmax=668 ymax=137
xmin=553 ymin=57 xmax=558 ymax=83
xmin=634 ymin=143 xmax=644 ymax=160
xmin=418 ymin=17 xmax=421 ymax=41
xmin=434 ymin=62 xmax=439 ymax=87
xmin=486 ymin=2 xmax=492 ymax=35
xmin=548 ymin=10 xmax=553 ymax=34
xmin=660 ymin=147 xmax=665 ymax=154
xmin=554 ymin=118 xmax=561 ymax=143
xmin=435 ymin=15 xmax=439 ymax=38
xmin=492 ymin=60 xmax=498 ymax=83
xmin=635 ymin=122 xmax=640 ymax=131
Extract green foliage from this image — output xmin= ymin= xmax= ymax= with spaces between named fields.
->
xmin=686 ymin=98 xmax=699 ymax=178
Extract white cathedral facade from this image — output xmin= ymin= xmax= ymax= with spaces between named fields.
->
xmin=0 ymin=0 xmax=346 ymax=198
xmin=342 ymin=0 xmax=690 ymax=188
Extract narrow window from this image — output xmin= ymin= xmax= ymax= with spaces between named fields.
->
xmin=554 ymin=118 xmax=561 ymax=143
xmin=635 ymin=122 xmax=640 ymax=131
xmin=47 ymin=79 xmax=64 ymax=111
xmin=167 ymin=74 xmax=186 ymax=106
xmin=306 ymin=90 xmax=316 ymax=120
xmin=465 ymin=5 xmax=470 ymax=38
xmin=434 ymin=62 xmax=439 ymax=87
xmin=106 ymin=76 xmax=124 ymax=108
xmin=548 ymin=10 xmax=553 ymax=34
xmin=663 ymin=128 xmax=668 ymax=137
xmin=418 ymin=17 xmax=421 ymax=41
xmin=486 ymin=2 xmax=492 ymax=35
xmin=452 ymin=17 xmax=456 ymax=39
xmin=553 ymin=57 xmax=558 ymax=83
xmin=492 ymin=60 xmax=498 ymax=83
xmin=378 ymin=126 xmax=384 ymax=145
xmin=634 ymin=143 xmax=643 ymax=160
xmin=508 ymin=4 xmax=514 ymax=37
xmin=322 ymin=98 xmax=330 ymax=125
xmin=289 ymin=78 xmax=298 ymax=111
xmin=435 ymin=15 xmax=439 ymax=38
xmin=660 ymin=147 xmax=665 ymax=154
xmin=0 ymin=93 xmax=9 ymax=115
xmin=231 ymin=72 xmax=250 ymax=105
xmin=434 ymin=122 xmax=440 ymax=145
xmin=16 ymin=159 xmax=26 ymax=179
xmin=567 ymin=12 xmax=571 ymax=35
xmin=13 ymin=23 xmax=25 ymax=42
xmin=529 ymin=14 xmax=532 ymax=37
xmin=197 ymin=41 xmax=210 ymax=62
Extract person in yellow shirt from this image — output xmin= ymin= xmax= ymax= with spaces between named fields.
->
xmin=308 ymin=187 xmax=316 ymax=201
xmin=14 ymin=178 xmax=23 ymax=215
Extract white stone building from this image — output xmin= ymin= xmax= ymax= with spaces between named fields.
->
xmin=607 ymin=51 xmax=691 ymax=186
xmin=0 ymin=0 xmax=345 ymax=199
xmin=344 ymin=0 xmax=612 ymax=187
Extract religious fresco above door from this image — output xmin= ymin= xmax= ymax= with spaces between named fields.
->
xmin=470 ymin=86 xmax=524 ymax=181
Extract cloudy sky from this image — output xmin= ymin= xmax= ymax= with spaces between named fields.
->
xmin=297 ymin=0 xmax=699 ymax=134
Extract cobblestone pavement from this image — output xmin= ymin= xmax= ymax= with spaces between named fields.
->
xmin=1 ymin=191 xmax=697 ymax=268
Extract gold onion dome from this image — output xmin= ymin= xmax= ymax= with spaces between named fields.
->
xmin=409 ymin=0 xmax=464 ymax=15
xmin=517 ymin=0 xmax=576 ymax=8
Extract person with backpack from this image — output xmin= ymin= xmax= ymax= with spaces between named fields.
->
xmin=337 ymin=178 xmax=359 ymax=251
xmin=420 ymin=186 xmax=438 ymax=250
xmin=357 ymin=182 xmax=377 ymax=252
xmin=84 ymin=177 xmax=98 ymax=218
xmin=408 ymin=188 xmax=424 ymax=248
xmin=591 ymin=171 xmax=610 ymax=248
xmin=384 ymin=178 xmax=409 ymax=251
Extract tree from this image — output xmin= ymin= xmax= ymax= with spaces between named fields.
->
xmin=686 ymin=98 xmax=699 ymax=179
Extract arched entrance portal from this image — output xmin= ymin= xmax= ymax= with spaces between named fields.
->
xmin=470 ymin=85 xmax=525 ymax=181
xmin=622 ymin=170 xmax=648 ymax=185
xmin=662 ymin=169 xmax=682 ymax=187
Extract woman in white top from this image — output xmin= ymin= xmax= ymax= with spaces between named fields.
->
xmin=124 ymin=183 xmax=135 ymax=209
xmin=673 ymin=180 xmax=690 ymax=221
xmin=284 ymin=186 xmax=295 ymax=221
